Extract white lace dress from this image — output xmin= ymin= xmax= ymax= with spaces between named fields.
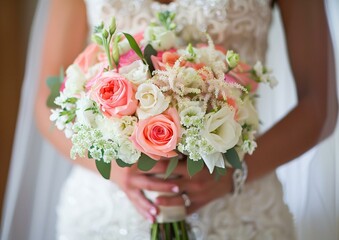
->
xmin=57 ymin=0 xmax=296 ymax=239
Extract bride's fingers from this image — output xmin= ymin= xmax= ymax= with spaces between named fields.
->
xmin=155 ymin=194 xmax=185 ymax=207
xmin=129 ymin=175 xmax=180 ymax=193
xmin=128 ymin=190 xmax=158 ymax=223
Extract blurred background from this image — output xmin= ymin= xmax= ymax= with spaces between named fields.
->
xmin=0 ymin=0 xmax=38 ymax=218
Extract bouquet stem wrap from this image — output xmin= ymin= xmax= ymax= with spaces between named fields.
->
xmin=144 ymin=190 xmax=186 ymax=223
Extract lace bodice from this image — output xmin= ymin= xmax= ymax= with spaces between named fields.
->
xmin=84 ymin=0 xmax=272 ymax=64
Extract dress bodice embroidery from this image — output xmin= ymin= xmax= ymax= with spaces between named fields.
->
xmin=84 ymin=0 xmax=272 ymax=64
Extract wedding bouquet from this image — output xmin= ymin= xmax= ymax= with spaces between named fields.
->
xmin=48 ymin=11 xmax=276 ymax=240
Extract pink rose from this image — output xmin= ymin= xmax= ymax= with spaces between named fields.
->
xmin=90 ymin=71 xmax=138 ymax=117
xmin=119 ymin=49 xmax=140 ymax=67
xmin=74 ymin=44 xmax=100 ymax=72
xmin=225 ymin=62 xmax=258 ymax=93
xmin=130 ymin=108 xmax=181 ymax=160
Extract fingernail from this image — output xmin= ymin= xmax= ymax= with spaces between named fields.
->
xmin=172 ymin=186 xmax=179 ymax=193
xmin=150 ymin=207 xmax=157 ymax=216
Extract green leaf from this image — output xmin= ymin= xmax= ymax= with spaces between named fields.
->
xmin=223 ymin=148 xmax=242 ymax=169
xmin=122 ymin=32 xmax=144 ymax=61
xmin=95 ymin=160 xmax=111 ymax=179
xmin=144 ymin=44 xmax=157 ymax=74
xmin=46 ymin=69 xmax=64 ymax=108
xmin=116 ymin=158 xmax=133 ymax=168
xmin=214 ymin=166 xmax=227 ymax=181
xmin=187 ymin=158 xmax=204 ymax=177
xmin=164 ymin=156 xmax=179 ymax=179
xmin=137 ymin=154 xmax=157 ymax=171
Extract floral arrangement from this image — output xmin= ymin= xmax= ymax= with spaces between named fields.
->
xmin=47 ymin=11 xmax=276 ymax=239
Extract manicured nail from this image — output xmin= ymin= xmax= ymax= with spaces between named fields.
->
xmin=172 ymin=186 xmax=179 ymax=193
xmin=150 ymin=207 xmax=157 ymax=216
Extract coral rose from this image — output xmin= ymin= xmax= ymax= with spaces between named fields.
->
xmin=74 ymin=43 xmax=100 ymax=72
xmin=226 ymin=62 xmax=259 ymax=93
xmin=90 ymin=71 xmax=138 ymax=117
xmin=130 ymin=108 xmax=181 ymax=160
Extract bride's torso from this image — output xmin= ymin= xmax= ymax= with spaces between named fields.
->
xmin=57 ymin=1 xmax=295 ymax=239
xmin=84 ymin=0 xmax=272 ymax=64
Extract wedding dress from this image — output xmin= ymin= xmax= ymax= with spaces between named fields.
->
xmin=56 ymin=1 xmax=296 ymax=239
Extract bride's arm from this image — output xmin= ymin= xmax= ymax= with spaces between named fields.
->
xmin=153 ymin=0 xmax=338 ymax=214
xmin=34 ymin=0 xmax=178 ymax=222
xmin=246 ymin=0 xmax=338 ymax=181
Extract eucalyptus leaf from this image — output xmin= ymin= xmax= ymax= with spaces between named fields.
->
xmin=137 ymin=154 xmax=157 ymax=171
xmin=95 ymin=160 xmax=111 ymax=180
xmin=116 ymin=158 xmax=133 ymax=168
xmin=164 ymin=156 xmax=179 ymax=179
xmin=223 ymin=148 xmax=242 ymax=169
xmin=46 ymin=69 xmax=64 ymax=108
xmin=187 ymin=158 xmax=204 ymax=177
xmin=144 ymin=44 xmax=157 ymax=74
xmin=214 ymin=166 xmax=227 ymax=181
xmin=122 ymin=32 xmax=144 ymax=61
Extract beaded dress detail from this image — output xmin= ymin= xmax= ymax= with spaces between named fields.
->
xmin=57 ymin=1 xmax=295 ymax=239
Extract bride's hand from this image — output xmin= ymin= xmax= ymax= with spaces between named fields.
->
xmin=148 ymin=159 xmax=233 ymax=215
xmin=109 ymin=161 xmax=180 ymax=222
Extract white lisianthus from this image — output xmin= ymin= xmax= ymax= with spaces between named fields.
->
xmin=143 ymin=26 xmax=176 ymax=51
xmin=201 ymin=152 xmax=225 ymax=173
xmin=136 ymin=83 xmax=170 ymax=119
xmin=115 ymin=116 xmax=138 ymax=136
xmin=76 ymin=97 xmax=98 ymax=127
xmin=202 ymin=107 xmax=242 ymax=153
xmin=64 ymin=64 xmax=86 ymax=96
xmin=237 ymin=96 xmax=259 ymax=129
xmin=119 ymin=60 xmax=150 ymax=86
xmin=117 ymin=137 xmax=141 ymax=164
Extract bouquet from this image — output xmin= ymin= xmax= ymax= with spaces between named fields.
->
xmin=48 ymin=11 xmax=277 ymax=240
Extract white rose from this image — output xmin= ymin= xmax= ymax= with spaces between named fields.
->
xmin=119 ymin=60 xmax=150 ymax=86
xmin=64 ymin=64 xmax=86 ymax=96
xmin=202 ymin=107 xmax=242 ymax=153
xmin=76 ymin=97 xmax=97 ymax=127
xmin=136 ymin=83 xmax=170 ymax=120
xmin=237 ymin=96 xmax=259 ymax=130
xmin=117 ymin=137 xmax=141 ymax=164
xmin=143 ymin=26 xmax=176 ymax=51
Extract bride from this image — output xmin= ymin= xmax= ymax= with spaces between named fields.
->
xmin=2 ymin=0 xmax=338 ymax=239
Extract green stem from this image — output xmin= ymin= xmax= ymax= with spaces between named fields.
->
xmin=165 ymin=223 xmax=171 ymax=240
xmin=180 ymin=221 xmax=188 ymax=240
xmin=151 ymin=223 xmax=158 ymax=240
xmin=103 ymin=38 xmax=113 ymax=70
xmin=172 ymin=222 xmax=181 ymax=240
